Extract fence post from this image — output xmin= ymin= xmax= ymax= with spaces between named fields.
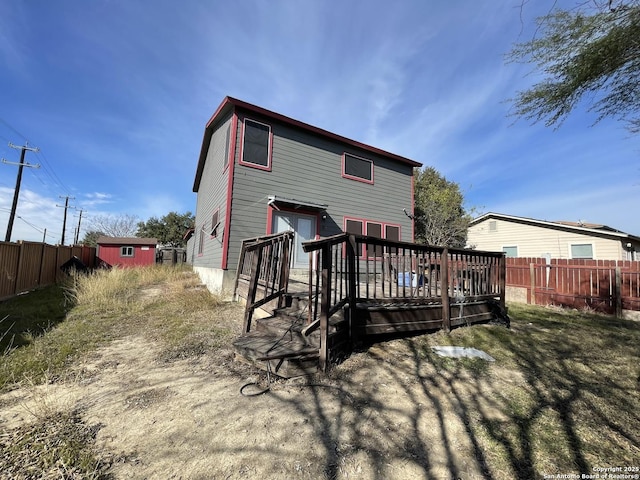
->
xmin=441 ymin=248 xmax=450 ymax=332
xmin=615 ymin=266 xmax=622 ymax=318
xmin=14 ymin=241 xmax=25 ymax=295
xmin=530 ymin=263 xmax=536 ymax=305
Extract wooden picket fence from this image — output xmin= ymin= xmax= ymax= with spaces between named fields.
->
xmin=505 ymin=257 xmax=640 ymax=316
xmin=0 ymin=241 xmax=96 ymax=301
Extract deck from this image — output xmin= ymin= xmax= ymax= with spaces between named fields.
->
xmin=233 ymin=232 xmax=509 ymax=377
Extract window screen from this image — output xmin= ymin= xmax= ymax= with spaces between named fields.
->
xmin=571 ymin=244 xmax=593 ymax=259
xmin=345 ymin=219 xmax=363 ymax=257
xmin=367 ymin=222 xmax=383 ymax=257
xmin=242 ymin=119 xmax=270 ymax=167
xmin=344 ymin=154 xmax=373 ymax=182
xmin=385 ymin=225 xmax=400 ymax=255
xmin=211 ymin=210 xmax=220 ymax=237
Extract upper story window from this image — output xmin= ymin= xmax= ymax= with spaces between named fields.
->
xmin=223 ymin=125 xmax=231 ymax=169
xmin=240 ymin=118 xmax=272 ymax=170
xmin=342 ymin=153 xmax=373 ymax=184
xmin=120 ymin=246 xmax=134 ymax=257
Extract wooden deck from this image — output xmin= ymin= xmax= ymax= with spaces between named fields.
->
xmin=233 ymin=232 xmax=509 ymax=377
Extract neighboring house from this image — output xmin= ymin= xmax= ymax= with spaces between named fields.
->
xmin=96 ymin=236 xmax=157 ymax=267
xmin=188 ymin=96 xmax=422 ymax=293
xmin=467 ymin=213 xmax=640 ymax=260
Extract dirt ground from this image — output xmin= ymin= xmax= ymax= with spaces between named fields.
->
xmin=0 ymin=303 xmax=514 ymax=480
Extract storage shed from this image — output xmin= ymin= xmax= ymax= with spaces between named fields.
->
xmin=96 ymin=236 xmax=157 ymax=267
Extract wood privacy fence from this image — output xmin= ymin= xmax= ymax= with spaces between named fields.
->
xmin=0 ymin=241 xmax=97 ymax=301
xmin=505 ymin=257 xmax=640 ymax=316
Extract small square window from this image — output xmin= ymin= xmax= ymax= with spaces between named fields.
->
xmin=502 ymin=246 xmax=517 ymax=257
xmin=120 ymin=246 xmax=134 ymax=257
xmin=343 ymin=153 xmax=373 ymax=183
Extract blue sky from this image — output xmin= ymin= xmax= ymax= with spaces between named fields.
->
xmin=1 ymin=0 xmax=638 ymax=244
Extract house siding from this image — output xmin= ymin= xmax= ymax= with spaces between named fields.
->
xmin=225 ymin=111 xmax=414 ymax=271
xmin=191 ymin=112 xmax=233 ymax=270
xmin=467 ymin=218 xmax=626 ymax=259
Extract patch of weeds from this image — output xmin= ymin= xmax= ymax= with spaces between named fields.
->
xmin=0 ymin=408 xmax=111 ymax=479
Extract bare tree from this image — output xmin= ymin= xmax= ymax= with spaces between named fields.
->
xmin=87 ymin=213 xmax=140 ymax=238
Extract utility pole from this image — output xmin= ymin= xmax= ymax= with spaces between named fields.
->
xmin=2 ymin=142 xmax=40 ymax=242
xmin=56 ymin=195 xmax=75 ymax=245
xmin=74 ymin=209 xmax=84 ymax=244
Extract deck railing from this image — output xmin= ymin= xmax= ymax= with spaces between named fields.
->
xmin=302 ymin=234 xmax=506 ymax=370
xmin=234 ymin=231 xmax=294 ymax=333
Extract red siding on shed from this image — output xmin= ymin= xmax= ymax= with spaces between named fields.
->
xmin=97 ymin=244 xmax=156 ymax=267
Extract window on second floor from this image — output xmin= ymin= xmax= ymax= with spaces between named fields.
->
xmin=343 ymin=153 xmax=373 ymax=184
xmin=241 ymin=119 xmax=271 ymax=170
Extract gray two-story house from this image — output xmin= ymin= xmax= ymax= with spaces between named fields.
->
xmin=188 ymin=97 xmax=422 ymax=294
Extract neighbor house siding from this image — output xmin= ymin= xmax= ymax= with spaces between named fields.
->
xmin=225 ymin=110 xmax=414 ymax=271
xmin=467 ymin=218 xmax=623 ymax=259
xmin=192 ymin=112 xmax=233 ymax=269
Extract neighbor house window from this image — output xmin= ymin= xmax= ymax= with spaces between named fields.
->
xmin=571 ymin=243 xmax=593 ymax=259
xmin=120 ymin=246 xmax=134 ymax=257
xmin=342 ymin=153 xmax=373 ymax=184
xmin=240 ymin=118 xmax=271 ymax=170
xmin=502 ymin=246 xmax=518 ymax=257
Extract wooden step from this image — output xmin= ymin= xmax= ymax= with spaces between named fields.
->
xmin=233 ymin=332 xmax=319 ymax=378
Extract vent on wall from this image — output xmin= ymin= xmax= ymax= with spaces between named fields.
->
xmin=489 ymin=220 xmax=497 ymax=232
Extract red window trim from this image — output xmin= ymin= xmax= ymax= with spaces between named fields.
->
xmin=239 ymin=117 xmax=273 ymax=172
xmin=342 ymin=152 xmax=374 ymax=184
xmin=197 ymin=229 xmax=205 ymax=257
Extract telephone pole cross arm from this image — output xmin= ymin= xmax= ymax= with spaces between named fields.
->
xmin=2 ymin=142 xmax=40 ymax=242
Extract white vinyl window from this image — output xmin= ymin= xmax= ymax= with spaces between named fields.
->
xmin=502 ymin=246 xmax=518 ymax=257
xmin=570 ymin=243 xmax=593 ymax=259
xmin=120 ymin=246 xmax=134 ymax=257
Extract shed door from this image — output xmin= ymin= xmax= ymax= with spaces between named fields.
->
xmin=273 ymin=212 xmax=316 ymax=269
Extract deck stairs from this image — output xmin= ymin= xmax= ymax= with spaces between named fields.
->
xmin=233 ymin=293 xmax=347 ymax=378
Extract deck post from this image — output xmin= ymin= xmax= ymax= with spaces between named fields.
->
xmin=347 ymin=235 xmax=357 ymax=347
xmin=242 ymin=246 xmax=263 ymax=333
xmin=441 ymin=248 xmax=450 ymax=332
xmin=320 ymin=244 xmax=331 ymax=372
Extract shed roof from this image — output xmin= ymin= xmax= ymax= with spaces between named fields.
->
xmin=96 ymin=236 xmax=157 ymax=246
xmin=193 ymin=96 xmax=422 ymax=192
xmin=470 ymin=213 xmax=640 ymax=242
